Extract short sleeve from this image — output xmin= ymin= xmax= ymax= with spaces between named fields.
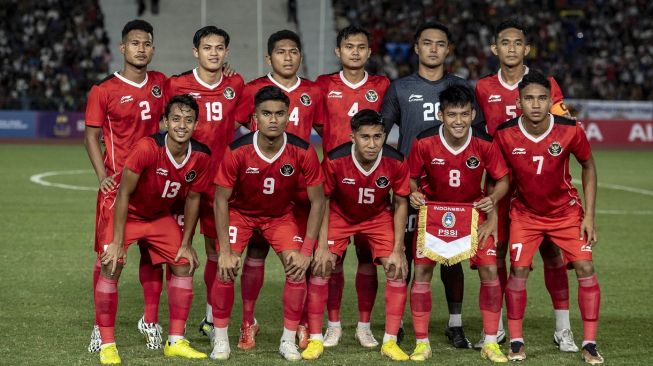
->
xmin=234 ymin=83 xmax=256 ymax=124
xmin=572 ymin=124 xmax=592 ymax=162
xmin=85 ymin=84 xmax=107 ymax=127
xmin=549 ymin=77 xmax=565 ymax=105
xmin=163 ymin=77 xmax=176 ymax=105
xmin=124 ymin=138 xmax=156 ymax=174
xmin=392 ymin=160 xmax=411 ymax=197
xmin=301 ymin=146 xmax=324 ymax=187
xmin=407 ymin=140 xmax=425 ymax=179
xmin=380 ymin=82 xmax=400 ymax=131
xmin=190 ymin=154 xmax=213 ymax=194
xmin=214 ymin=148 xmax=240 ymax=188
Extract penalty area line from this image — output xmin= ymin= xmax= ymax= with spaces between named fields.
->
xmin=30 ymin=170 xmax=97 ymax=191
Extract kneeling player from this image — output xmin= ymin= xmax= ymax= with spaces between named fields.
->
xmin=407 ymin=85 xmax=510 ymax=362
xmin=210 ymin=85 xmax=326 ymax=361
xmin=95 ymin=95 xmax=210 ymax=364
xmin=494 ymin=70 xmax=603 ymax=364
xmin=302 ymin=109 xmax=410 ymax=361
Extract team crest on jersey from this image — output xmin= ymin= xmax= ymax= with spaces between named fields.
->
xmin=442 ymin=212 xmax=456 ymax=229
xmin=300 ymin=93 xmax=312 ymax=106
xmin=185 ymin=170 xmax=197 ymax=182
xmin=280 ymin=163 xmax=294 ymax=176
xmin=466 ymin=155 xmax=480 ymax=169
xmin=375 ymin=176 xmax=389 ymax=188
xmin=151 ymin=85 xmax=162 ymax=98
xmin=548 ymin=141 xmax=563 ymax=156
xmin=224 ymin=87 xmax=236 ymax=100
xmin=365 ymin=90 xmax=379 ymax=102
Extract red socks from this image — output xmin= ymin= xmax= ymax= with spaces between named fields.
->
xmin=283 ymin=278 xmax=307 ymax=330
xmin=578 ymin=274 xmax=600 ymax=342
xmin=168 ymin=275 xmax=193 ymax=336
xmin=307 ymin=276 xmax=330 ymax=335
xmin=410 ymin=281 xmax=431 ymax=339
xmin=240 ymin=257 xmax=265 ymax=324
xmin=212 ymin=279 xmax=235 ymax=328
xmin=95 ymin=276 xmax=118 ymax=344
xmin=506 ymin=276 xmax=527 ymax=339
xmin=385 ymin=279 xmax=407 ymax=336
xmin=355 ymin=264 xmax=378 ymax=323
xmin=543 ymin=257 xmax=570 ymax=310
xmin=327 ymin=262 xmax=344 ymax=322
xmin=204 ymin=254 xmax=218 ymax=313
xmin=139 ymin=250 xmax=164 ymax=324
xmin=480 ymin=279 xmax=502 ymax=336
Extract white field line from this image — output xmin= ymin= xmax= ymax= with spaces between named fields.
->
xmin=30 ymin=170 xmax=96 ymax=191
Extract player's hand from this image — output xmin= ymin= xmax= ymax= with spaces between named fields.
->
xmin=580 ymin=217 xmax=598 ymax=246
xmin=222 ymin=62 xmax=238 ymax=77
xmin=311 ymin=247 xmax=337 ymax=277
xmin=477 ymin=213 xmax=497 ymax=250
xmin=175 ymin=245 xmax=200 ymax=275
xmin=384 ymin=249 xmax=408 ymax=280
xmin=218 ymin=252 xmax=241 ymax=282
xmin=101 ymin=242 xmax=126 ymax=276
xmin=99 ymin=173 xmax=119 ymax=194
xmin=285 ymin=251 xmax=310 ymax=281
xmin=409 ymin=192 xmax=426 ymax=209
xmin=474 ymin=196 xmax=495 ymax=213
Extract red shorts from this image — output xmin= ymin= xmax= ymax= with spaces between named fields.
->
xmin=220 ymin=209 xmax=302 ymax=254
xmin=327 ymin=209 xmax=395 ymax=263
xmin=509 ymin=204 xmax=592 ymax=267
xmin=94 ymin=190 xmax=117 ymax=253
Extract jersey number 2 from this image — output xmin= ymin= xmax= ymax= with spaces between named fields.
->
xmin=139 ymin=101 xmax=151 ymax=120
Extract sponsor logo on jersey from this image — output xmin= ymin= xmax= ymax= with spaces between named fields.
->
xmin=580 ymin=244 xmax=593 ymax=252
xmin=431 ymin=157 xmax=445 ymax=165
xmin=151 ymin=85 xmax=162 ymax=98
xmin=188 ymin=92 xmax=201 ymax=99
xmin=293 ymin=235 xmax=304 ymax=242
xmin=548 ymin=141 xmax=563 ymax=156
xmin=375 ymin=176 xmax=389 ymax=188
xmin=246 ymin=167 xmax=259 ymax=174
xmin=224 ymin=87 xmax=236 ymax=100
xmin=408 ymin=94 xmax=423 ymax=102
xmin=442 ymin=211 xmax=456 ymax=228
xmin=486 ymin=248 xmax=496 ymax=256
xmin=280 ymin=163 xmax=294 ymax=176
xmin=300 ymin=93 xmax=312 ymax=106
xmin=365 ymin=89 xmax=379 ymax=102
xmin=512 ymin=147 xmax=526 ymax=155
xmin=120 ymin=95 xmax=133 ymax=104
xmin=185 ymin=170 xmax=197 ymax=182
xmin=328 ymin=91 xmax=343 ymax=98
xmin=341 ymin=178 xmax=356 ymax=185
xmin=466 ymin=155 xmax=480 ymax=169
xmin=156 ymin=168 xmax=168 ymax=176
xmin=488 ymin=94 xmax=502 ymax=103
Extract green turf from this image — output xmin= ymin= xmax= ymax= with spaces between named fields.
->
xmin=1 ymin=145 xmax=652 ymax=365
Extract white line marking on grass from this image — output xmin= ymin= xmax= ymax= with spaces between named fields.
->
xmin=30 ymin=170 xmax=97 ymax=191
xmin=572 ymin=179 xmax=653 ymax=197
xmin=596 ymin=209 xmax=653 ymax=215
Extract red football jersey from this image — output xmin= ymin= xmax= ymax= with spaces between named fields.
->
xmin=408 ymin=125 xmax=509 ymax=203
xmin=323 ymin=142 xmax=409 ymax=223
xmin=85 ymin=71 xmax=167 ymax=177
xmin=124 ymin=133 xmax=212 ymax=220
xmin=494 ymin=115 xmax=592 ymax=216
xmin=315 ymin=71 xmax=390 ymax=152
xmin=475 ymin=66 xmax=564 ymax=136
xmin=164 ymin=69 xmax=244 ymax=165
xmin=234 ymin=74 xmax=326 ymax=140
xmin=214 ymin=131 xmax=324 ymax=217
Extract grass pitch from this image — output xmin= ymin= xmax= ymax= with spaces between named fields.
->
xmin=0 ymin=144 xmax=652 ymax=365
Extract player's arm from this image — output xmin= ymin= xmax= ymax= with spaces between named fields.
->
xmin=84 ymin=126 xmax=116 ymax=193
xmin=214 ymin=185 xmax=241 ymax=281
xmin=173 ymin=190 xmax=201 ymax=274
xmin=380 ymin=82 xmax=400 ymax=132
xmin=476 ymin=174 xmax=509 ymax=213
xmin=579 ymin=155 xmax=598 ymax=245
xmin=311 ymin=197 xmax=336 ymax=277
xmin=387 ymin=194 xmax=409 ymax=280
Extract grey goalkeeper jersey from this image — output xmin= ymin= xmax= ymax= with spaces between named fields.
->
xmin=381 ymin=72 xmax=484 ymax=156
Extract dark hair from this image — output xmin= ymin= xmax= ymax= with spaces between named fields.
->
xmin=193 ymin=26 xmax=230 ymax=48
xmin=518 ymin=69 xmax=550 ymax=92
xmin=494 ymin=19 xmax=528 ymax=44
xmin=438 ymin=85 xmax=475 ymax=111
xmin=267 ymin=30 xmax=302 ymax=55
xmin=122 ymin=20 xmax=154 ymax=41
xmin=351 ymin=109 xmax=384 ymax=132
xmin=254 ymin=85 xmax=290 ymax=108
xmin=336 ymin=25 xmax=371 ymax=48
xmin=165 ymin=94 xmax=199 ymax=119
xmin=413 ymin=21 xmax=451 ymax=43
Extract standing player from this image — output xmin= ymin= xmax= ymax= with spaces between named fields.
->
xmin=164 ymin=25 xmax=244 ymax=342
xmin=407 ymin=85 xmax=510 ymax=362
xmin=94 ymin=95 xmax=210 ymax=364
xmin=210 ymin=86 xmax=326 ymax=361
xmin=474 ymin=19 xmax=577 ymax=351
xmin=381 ymin=22 xmax=482 ymax=348
xmin=313 ymin=25 xmax=391 ymax=348
xmin=84 ymin=19 xmax=167 ymax=352
xmin=494 ymin=71 xmax=602 ymax=364
xmin=302 ymin=110 xmax=409 ymax=361
xmin=231 ymin=29 xmax=326 ymax=350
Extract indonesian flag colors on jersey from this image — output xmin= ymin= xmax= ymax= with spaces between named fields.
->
xmin=234 ymin=74 xmax=326 ymax=140
xmin=214 ymin=131 xmax=324 ymax=217
xmin=494 ymin=115 xmax=592 ymax=216
xmin=124 ymin=133 xmax=212 ymax=220
xmin=408 ymin=124 xmax=509 ymax=203
xmin=315 ymin=71 xmax=390 ymax=152
xmin=164 ymin=69 xmax=244 ymax=165
xmin=85 ymin=71 xmax=167 ymax=177
xmin=475 ymin=66 xmax=565 ymax=136
xmin=323 ymin=142 xmax=410 ymax=223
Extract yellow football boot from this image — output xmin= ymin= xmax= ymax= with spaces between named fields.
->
xmin=163 ymin=339 xmax=208 ymax=359
xmin=381 ymin=340 xmax=409 ymax=361
xmin=409 ymin=341 xmax=432 ymax=361
xmin=301 ymin=339 xmax=325 ymax=360
xmin=99 ymin=344 xmax=121 ymax=365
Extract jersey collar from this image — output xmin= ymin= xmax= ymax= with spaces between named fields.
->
xmin=351 ymin=144 xmax=383 ymax=176
xmin=497 ymin=65 xmax=529 ymax=91
xmin=518 ymin=114 xmax=554 ymax=143
xmin=267 ymin=73 xmax=301 ymax=93
xmin=438 ymin=124 xmax=472 ymax=156
xmin=253 ymin=130 xmax=287 ymax=164
xmin=193 ymin=68 xmax=223 ymax=90
xmin=339 ymin=70 xmax=368 ymax=89
xmin=165 ymin=134 xmax=192 ymax=169
xmin=114 ymin=71 xmax=149 ymax=88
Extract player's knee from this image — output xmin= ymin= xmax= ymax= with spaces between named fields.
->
xmin=511 ymin=266 xmax=530 ymax=278
xmin=477 ymin=265 xmax=498 ymax=281
xmin=100 ymin=264 xmax=123 ymax=279
xmin=170 ymin=264 xmax=193 ymax=277
xmin=573 ymin=260 xmax=594 ymax=278
xmin=414 ymin=264 xmax=434 ymax=282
